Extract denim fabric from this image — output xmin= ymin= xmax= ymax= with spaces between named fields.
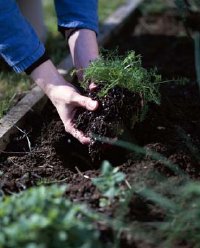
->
xmin=0 ymin=0 xmax=98 ymax=73
xmin=54 ymin=0 xmax=98 ymax=34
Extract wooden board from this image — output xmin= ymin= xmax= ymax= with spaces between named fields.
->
xmin=0 ymin=0 xmax=143 ymax=151
xmin=0 ymin=86 xmax=46 ymax=150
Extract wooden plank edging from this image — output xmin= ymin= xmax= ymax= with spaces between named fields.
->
xmin=0 ymin=0 xmax=143 ymax=151
xmin=0 ymin=86 xmax=46 ymax=150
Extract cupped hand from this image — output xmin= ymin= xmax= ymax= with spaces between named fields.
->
xmin=30 ymin=60 xmax=98 ymax=144
xmin=49 ymin=83 xmax=98 ymax=144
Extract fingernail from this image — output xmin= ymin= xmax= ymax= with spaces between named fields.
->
xmin=88 ymin=100 xmax=97 ymax=110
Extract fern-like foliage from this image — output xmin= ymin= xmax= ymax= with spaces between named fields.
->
xmin=82 ymin=51 xmax=162 ymax=105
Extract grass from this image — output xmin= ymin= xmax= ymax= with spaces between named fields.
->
xmin=0 ymin=73 xmax=30 ymax=118
xmin=43 ymin=0 xmax=126 ymax=34
xmin=98 ymin=0 xmax=126 ymax=23
xmin=139 ymin=0 xmax=171 ymax=15
xmin=0 ymin=0 xmax=125 ymax=119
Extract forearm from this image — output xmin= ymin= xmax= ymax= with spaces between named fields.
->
xmin=30 ymin=60 xmax=75 ymax=101
xmin=29 ymin=59 xmax=98 ymax=144
xmin=67 ymin=29 xmax=99 ymax=80
xmin=31 ymin=29 xmax=99 ymax=94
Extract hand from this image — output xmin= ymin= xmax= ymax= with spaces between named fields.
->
xmin=30 ymin=60 xmax=98 ymax=144
xmin=48 ymin=83 xmax=98 ymax=144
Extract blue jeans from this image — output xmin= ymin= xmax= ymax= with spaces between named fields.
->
xmin=0 ymin=0 xmax=98 ymax=73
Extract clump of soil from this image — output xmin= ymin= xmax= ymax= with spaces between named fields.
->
xmin=74 ymin=85 xmax=142 ymax=159
xmin=74 ymin=51 xmax=161 ymax=160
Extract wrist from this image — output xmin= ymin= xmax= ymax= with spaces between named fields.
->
xmin=30 ymin=60 xmax=66 ymax=96
xmin=25 ymin=51 xmax=49 ymax=75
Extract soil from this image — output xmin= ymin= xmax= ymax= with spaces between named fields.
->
xmin=74 ymin=85 xmax=142 ymax=160
xmin=0 ymin=10 xmax=200 ymax=248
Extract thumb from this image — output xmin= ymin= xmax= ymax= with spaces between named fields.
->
xmin=72 ymin=93 xmax=98 ymax=111
xmin=89 ymin=82 xmax=98 ymax=91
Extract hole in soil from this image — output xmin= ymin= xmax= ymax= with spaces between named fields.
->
xmin=53 ymin=134 xmax=129 ymax=171
xmin=100 ymin=146 xmax=129 ymax=166
xmin=53 ymin=135 xmax=93 ymax=172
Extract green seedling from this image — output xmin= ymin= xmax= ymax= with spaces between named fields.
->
xmin=92 ymin=160 xmax=126 ymax=207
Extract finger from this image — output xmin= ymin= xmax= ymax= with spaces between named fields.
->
xmin=65 ymin=123 xmax=91 ymax=145
xmin=89 ymin=82 xmax=98 ymax=91
xmin=72 ymin=93 xmax=98 ymax=111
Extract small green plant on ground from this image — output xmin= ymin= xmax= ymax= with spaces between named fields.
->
xmin=0 ymin=185 xmax=102 ymax=248
xmin=92 ymin=160 xmax=126 ymax=207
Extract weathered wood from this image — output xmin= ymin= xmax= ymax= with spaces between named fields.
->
xmin=0 ymin=86 xmax=46 ymax=150
xmin=98 ymin=0 xmax=142 ymax=43
xmin=0 ymin=0 xmax=143 ymax=151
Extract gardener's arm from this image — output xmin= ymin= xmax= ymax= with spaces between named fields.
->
xmin=32 ymin=1 xmax=100 ymax=144
xmin=31 ymin=28 xmax=99 ymax=143
xmin=54 ymin=0 xmax=99 ymax=79
xmin=30 ymin=59 xmax=98 ymax=144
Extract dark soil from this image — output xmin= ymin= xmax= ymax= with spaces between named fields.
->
xmin=74 ymin=85 xmax=142 ymax=160
xmin=0 ymin=10 xmax=200 ymax=248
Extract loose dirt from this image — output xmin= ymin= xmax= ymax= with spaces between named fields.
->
xmin=74 ymin=85 xmax=142 ymax=160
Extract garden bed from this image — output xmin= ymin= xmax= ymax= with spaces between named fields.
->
xmin=1 ymin=8 xmax=200 ymax=248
